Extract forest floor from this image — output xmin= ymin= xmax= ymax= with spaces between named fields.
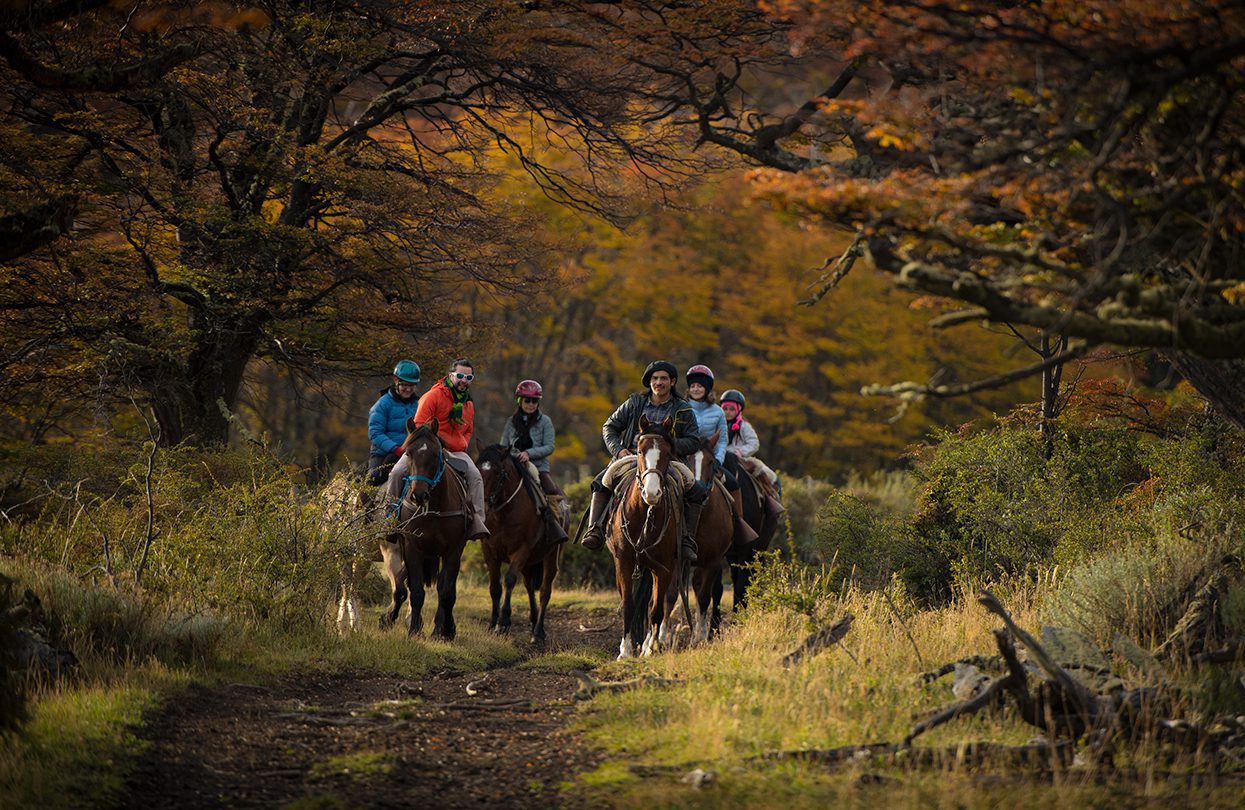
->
xmin=119 ymin=603 xmax=621 ymax=810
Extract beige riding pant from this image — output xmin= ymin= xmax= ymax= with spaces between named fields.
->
xmin=601 ymin=455 xmax=696 ymax=493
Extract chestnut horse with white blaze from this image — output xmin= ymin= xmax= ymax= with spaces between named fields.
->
xmin=607 ymin=415 xmax=683 ymax=658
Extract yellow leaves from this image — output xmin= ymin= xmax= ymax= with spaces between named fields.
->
xmin=865 ymin=126 xmax=913 ymax=151
xmin=1008 ymin=87 xmax=1037 ymax=106
xmin=1222 ymin=283 xmax=1245 ymax=304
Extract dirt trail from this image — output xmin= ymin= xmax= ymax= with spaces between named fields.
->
xmin=121 ymin=604 xmax=620 ymax=809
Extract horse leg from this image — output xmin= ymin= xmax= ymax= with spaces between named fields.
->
xmin=523 ymin=559 xmax=544 ymax=640
xmin=405 ymin=544 xmax=427 ymax=637
xmin=532 ymin=547 xmax=558 ymax=644
xmin=501 ymin=546 xmax=530 ymax=633
xmin=433 ymin=547 xmax=463 ymax=641
xmin=378 ymin=537 xmax=407 ymax=630
xmin=693 ymin=567 xmax=714 ymax=644
xmin=710 ymin=566 xmax=724 ymax=637
xmin=642 ymin=570 xmax=670 ymax=657
xmin=616 ymin=555 xmax=636 ymax=660
xmin=484 ymin=546 xmax=503 ymax=633
xmin=658 ymin=563 xmax=680 ymax=649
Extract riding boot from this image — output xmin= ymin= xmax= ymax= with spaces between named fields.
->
xmin=542 ymin=505 xmax=570 ymax=545
xmin=729 ymin=488 xmax=759 ymax=545
xmin=581 ymin=489 xmax=612 ymax=550
xmin=681 ymin=501 xmax=703 ymax=564
xmin=766 ymin=494 xmax=786 ymax=518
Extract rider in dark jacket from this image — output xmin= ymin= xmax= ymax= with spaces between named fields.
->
xmin=582 ymin=360 xmax=705 ymax=561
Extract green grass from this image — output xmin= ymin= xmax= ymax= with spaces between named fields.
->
xmin=308 ymin=750 xmax=395 ymax=781
xmin=0 ymin=662 xmax=185 ymax=810
xmin=566 ymin=585 xmax=1245 ymax=808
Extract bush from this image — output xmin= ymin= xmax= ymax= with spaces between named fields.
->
xmin=555 ymin=475 xmax=614 ymax=589
xmin=2 ymin=443 xmax=348 ymax=631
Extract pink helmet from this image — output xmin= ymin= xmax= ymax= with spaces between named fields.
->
xmin=515 ymin=379 xmax=543 ymax=398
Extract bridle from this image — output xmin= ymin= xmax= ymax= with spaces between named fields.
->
xmin=635 ymin=431 xmax=670 ymax=494
xmin=485 ymin=452 xmax=525 ymax=511
xmin=622 ymin=431 xmax=678 ymax=566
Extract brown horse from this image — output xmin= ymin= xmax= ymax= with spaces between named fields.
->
xmin=608 ymin=415 xmax=683 ymax=658
xmin=661 ymin=430 xmax=733 ymax=645
xmin=715 ymin=461 xmax=783 ymax=616
xmin=387 ymin=417 xmax=471 ymax=639
xmin=477 ymin=443 xmax=564 ymax=643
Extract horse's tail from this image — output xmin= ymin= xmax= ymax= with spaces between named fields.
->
xmin=423 ymin=556 xmax=440 ymax=588
xmin=525 ymin=559 xmax=544 ymax=591
xmin=628 ymin=569 xmax=652 ymax=646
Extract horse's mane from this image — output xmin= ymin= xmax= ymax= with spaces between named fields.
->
xmin=477 ymin=443 xmax=512 ymax=466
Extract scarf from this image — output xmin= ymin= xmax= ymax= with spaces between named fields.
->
xmin=727 ymin=413 xmax=744 ymax=445
xmin=510 ymin=408 xmax=539 ymax=452
xmin=444 ymin=376 xmax=472 ymax=424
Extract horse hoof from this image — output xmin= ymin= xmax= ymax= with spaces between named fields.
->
xmin=378 ymin=614 xmax=394 ymax=630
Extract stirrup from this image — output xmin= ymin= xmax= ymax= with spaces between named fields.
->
xmin=680 ymin=538 xmax=698 ymax=564
xmin=582 ymin=524 xmax=605 ymax=550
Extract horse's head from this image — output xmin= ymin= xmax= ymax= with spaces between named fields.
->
xmin=688 ymin=429 xmax=720 ymax=486
xmin=636 ymin=415 xmax=675 ymax=506
xmin=476 ymin=443 xmax=514 ymax=508
xmin=402 ymin=418 xmax=443 ymax=504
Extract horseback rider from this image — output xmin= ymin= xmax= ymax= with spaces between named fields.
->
xmin=385 ymin=358 xmax=490 ymax=540
xmin=367 ymin=360 xmax=421 ymax=485
xmin=720 ymin=389 xmax=785 ymax=517
xmin=684 ymin=366 xmax=759 ymax=545
xmin=500 ymin=379 xmax=570 ymax=545
xmin=580 ymin=360 xmax=706 ymax=562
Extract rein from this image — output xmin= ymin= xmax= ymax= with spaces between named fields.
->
xmin=619 ymin=464 xmax=678 ymax=572
xmin=395 ymin=446 xmax=466 ymax=522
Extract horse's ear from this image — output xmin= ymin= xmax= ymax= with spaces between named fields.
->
xmin=474 ymin=438 xmax=483 ymax=455
xmin=708 ymin=429 xmax=721 ymax=448
xmin=427 ymin=416 xmax=438 ymax=436
xmin=405 ymin=416 xmax=417 ymax=434
xmin=639 ymin=414 xmax=652 ymax=433
xmin=661 ymin=416 xmax=674 ymax=434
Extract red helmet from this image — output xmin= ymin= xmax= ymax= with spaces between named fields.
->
xmin=515 ymin=379 xmax=543 ymax=398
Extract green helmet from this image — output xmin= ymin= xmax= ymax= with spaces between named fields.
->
xmin=392 ymin=359 xmax=421 ymax=383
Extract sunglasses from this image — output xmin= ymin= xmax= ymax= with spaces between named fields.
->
xmin=453 ymin=372 xmax=474 ymax=381
xmin=521 ymin=397 xmax=540 ymax=404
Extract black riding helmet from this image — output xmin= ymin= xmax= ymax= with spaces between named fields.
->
xmin=641 ymin=360 xmax=679 ymax=389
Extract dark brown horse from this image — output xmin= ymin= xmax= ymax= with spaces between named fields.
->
xmin=662 ymin=430 xmax=733 ymax=645
xmin=386 ymin=417 xmax=471 ymax=639
xmin=477 ymin=444 xmax=563 ymax=643
xmin=716 ymin=461 xmax=783 ymax=616
xmin=608 ymin=415 xmax=683 ymax=658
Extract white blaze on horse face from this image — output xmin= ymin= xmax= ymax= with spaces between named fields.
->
xmin=417 ymin=442 xmax=428 ymax=453
xmin=480 ymin=461 xmax=491 ymax=471
xmin=641 ymin=445 xmax=662 ymax=504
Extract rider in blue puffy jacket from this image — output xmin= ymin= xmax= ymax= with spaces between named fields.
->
xmin=367 ymin=360 xmax=421 ymax=485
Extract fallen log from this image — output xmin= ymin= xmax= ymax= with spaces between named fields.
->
xmin=571 ymin=670 xmax=685 ymax=700
xmin=782 ymin=613 xmax=854 ymax=668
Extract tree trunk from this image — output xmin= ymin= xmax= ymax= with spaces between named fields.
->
xmin=150 ymin=313 xmax=263 ymax=446
xmin=1163 ymin=353 xmax=1245 ymax=432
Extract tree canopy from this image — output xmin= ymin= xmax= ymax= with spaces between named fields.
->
xmin=599 ymin=0 xmax=1245 ymax=423
xmin=0 ymin=0 xmax=697 ymax=445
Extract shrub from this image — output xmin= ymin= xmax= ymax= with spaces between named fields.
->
xmin=556 ymin=475 xmax=614 ymax=589
xmin=2 ymin=443 xmax=348 ymax=631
